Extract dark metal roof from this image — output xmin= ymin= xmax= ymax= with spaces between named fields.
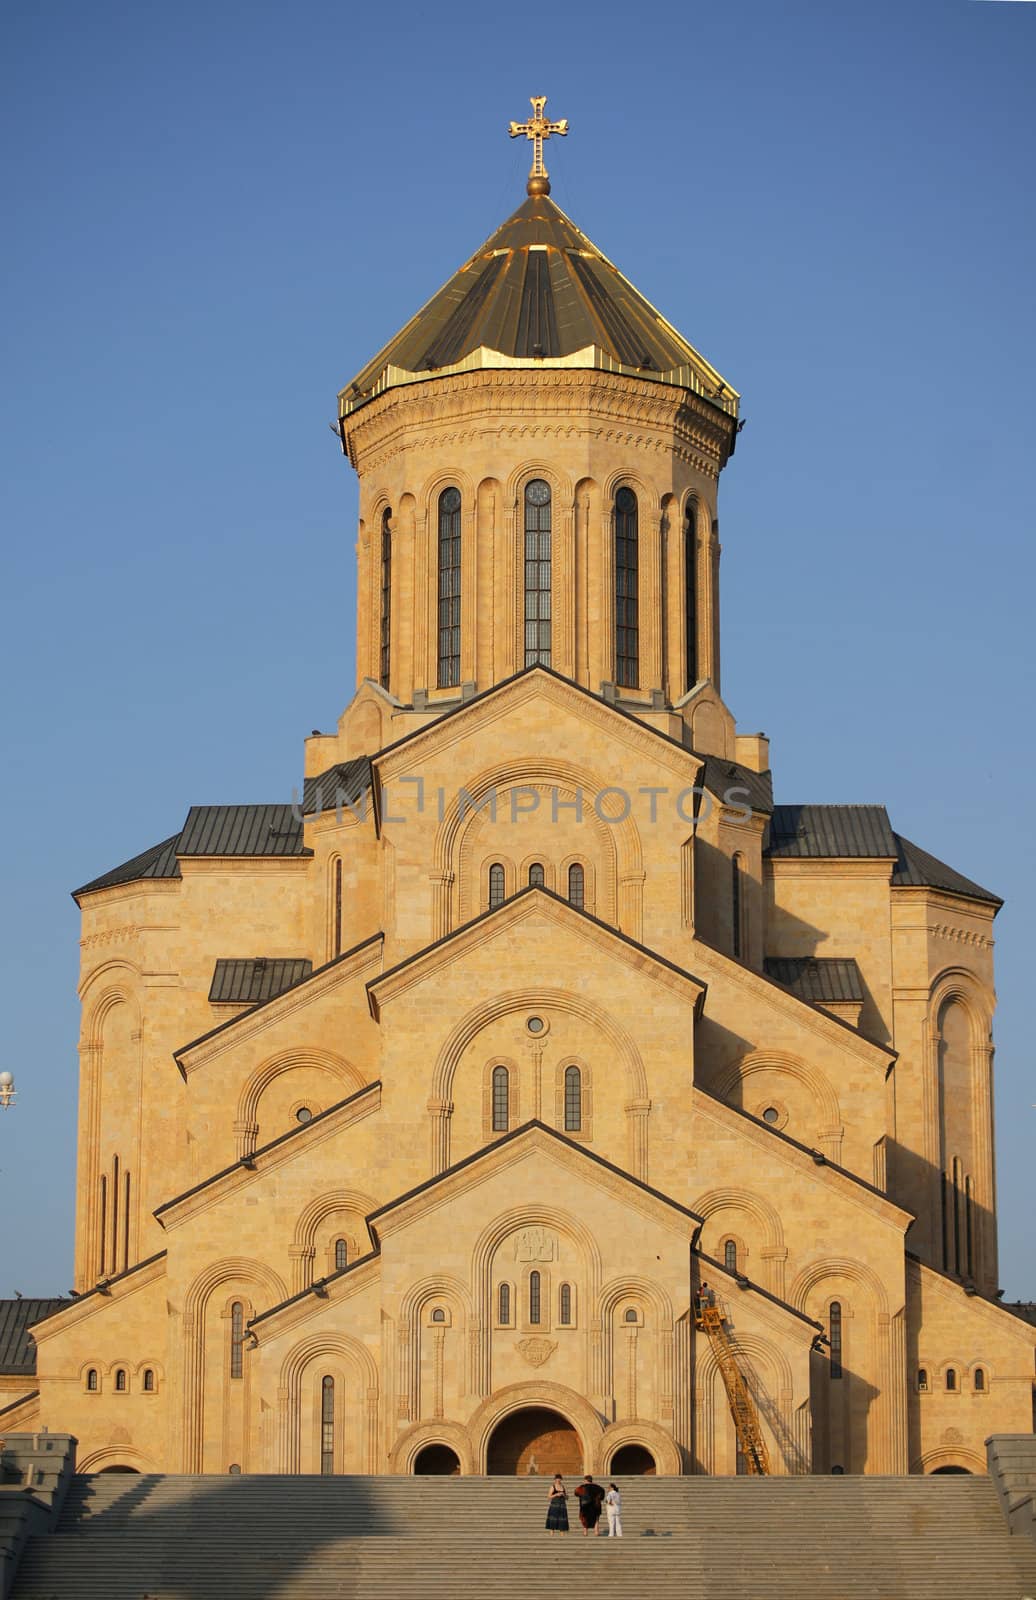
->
xmin=766 ymin=804 xmax=898 ymax=859
xmin=302 ymin=757 xmax=372 ymax=817
xmin=73 ymin=834 xmax=182 ymax=900
xmin=339 ymin=194 xmax=738 ymax=422
xmin=892 ymin=834 xmax=1001 ymax=907
xmin=700 ymin=755 xmax=774 ymax=817
xmin=177 ymin=805 xmax=309 ymax=858
xmin=208 ymin=959 xmax=313 ymax=1005
xmin=0 ymin=1298 xmax=71 ymax=1374
xmin=763 ymin=957 xmax=865 ymax=1005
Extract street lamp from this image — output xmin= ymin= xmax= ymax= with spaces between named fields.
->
xmin=0 ymin=1072 xmax=16 ymax=1109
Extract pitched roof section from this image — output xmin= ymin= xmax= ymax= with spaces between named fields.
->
xmin=700 ymin=755 xmax=774 ymax=817
xmin=339 ymin=193 xmax=738 ymax=423
xmin=208 ymin=959 xmax=313 ymax=1005
xmin=0 ymin=1298 xmax=71 ymax=1374
xmin=763 ymin=957 xmax=865 ymax=1005
xmin=177 ymin=805 xmax=309 ymax=858
xmin=72 ymin=834 xmax=182 ymax=900
xmin=766 ymin=804 xmax=898 ymax=859
xmin=892 ymin=834 xmax=1001 ymax=908
xmin=302 ymin=757 xmax=372 ymax=816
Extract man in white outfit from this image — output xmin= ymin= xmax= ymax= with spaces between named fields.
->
xmin=605 ymin=1482 xmax=623 ymax=1538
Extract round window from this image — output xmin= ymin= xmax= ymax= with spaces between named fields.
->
xmin=526 ymin=479 xmax=551 ymax=506
xmin=762 ymin=1107 xmax=780 ymax=1125
xmin=526 ymin=1016 xmax=545 ymax=1034
xmin=296 ymin=1107 xmax=314 ymax=1124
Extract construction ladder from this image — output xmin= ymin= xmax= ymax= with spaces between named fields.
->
xmin=695 ymin=1299 xmax=772 ymax=1475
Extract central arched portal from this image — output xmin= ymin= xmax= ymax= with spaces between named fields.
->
xmin=487 ymin=1407 xmax=582 ymax=1476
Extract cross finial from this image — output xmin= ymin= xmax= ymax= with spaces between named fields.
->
xmin=509 ymin=95 xmax=569 ymax=197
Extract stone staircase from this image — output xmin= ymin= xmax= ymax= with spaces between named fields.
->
xmin=11 ymin=1472 xmax=1036 ymax=1599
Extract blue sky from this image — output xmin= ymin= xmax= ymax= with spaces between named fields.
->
xmin=2 ymin=1 xmax=1033 ymax=1298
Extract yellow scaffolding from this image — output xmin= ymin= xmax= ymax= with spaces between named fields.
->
xmin=694 ymin=1298 xmax=771 ymax=1475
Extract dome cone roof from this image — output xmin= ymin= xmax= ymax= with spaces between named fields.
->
xmin=338 ymin=192 xmax=738 ymax=421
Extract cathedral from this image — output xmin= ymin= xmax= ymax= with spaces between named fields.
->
xmin=4 ymin=102 xmax=1033 ymax=1480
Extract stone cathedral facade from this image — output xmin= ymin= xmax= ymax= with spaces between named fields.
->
xmin=6 ymin=134 xmax=1034 ymax=1479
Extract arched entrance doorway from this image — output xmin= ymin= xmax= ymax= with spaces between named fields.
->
xmin=487 ymin=1407 xmax=582 ymax=1475
xmin=931 ymin=1465 xmax=973 ymax=1475
xmin=414 ymin=1443 xmax=461 ymax=1475
xmin=609 ymin=1443 xmax=656 ymax=1475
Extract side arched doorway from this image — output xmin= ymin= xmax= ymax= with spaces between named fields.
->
xmin=931 ymin=1465 xmax=973 ymax=1475
xmin=414 ymin=1444 xmax=461 ymax=1475
xmin=609 ymin=1443 xmax=656 ymax=1475
xmin=487 ymin=1407 xmax=582 ymax=1475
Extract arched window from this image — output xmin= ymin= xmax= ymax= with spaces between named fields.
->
xmin=230 ymin=1301 xmax=245 ymax=1380
xmin=143 ymin=1368 xmax=155 ymax=1393
xmin=724 ymin=1239 xmax=738 ymax=1272
xmin=564 ymin=1065 xmax=582 ymax=1132
xmin=488 ymin=862 xmax=505 ymax=908
xmin=973 ymin=1367 xmax=986 ymax=1392
xmin=559 ymin=1283 xmax=572 ymax=1325
xmin=524 ymin=479 xmax=552 ymax=667
xmin=379 ymin=508 xmax=392 ymax=689
xmin=829 ymin=1302 xmax=843 ymax=1380
xmin=320 ymin=1376 xmax=335 ymax=1475
xmin=731 ymin=853 xmax=744 ymax=960
xmin=86 ymin=1368 xmax=98 ymax=1392
xmin=917 ymin=1368 xmax=929 ymax=1392
xmin=431 ymin=1307 xmax=446 ymax=1323
xmin=624 ymin=1307 xmax=639 ymax=1324
xmin=946 ymin=1368 xmax=957 ymax=1391
xmin=498 ymin=1283 xmax=511 ymax=1325
xmin=614 ymin=487 xmax=639 ymax=687
xmin=685 ymin=499 xmax=698 ymax=690
xmin=529 ymin=1270 xmax=542 ymax=1325
xmin=437 ymin=487 xmax=462 ymax=687
xmin=332 ymin=859 xmax=342 ymax=958
xmin=491 ymin=1066 xmax=509 ymax=1132
xmin=334 ymin=1239 xmax=348 ymax=1272
xmin=114 ymin=1368 xmax=126 ymax=1393
xmin=528 ymin=862 xmax=545 ymax=887
xmin=567 ymin=863 xmax=584 ymax=909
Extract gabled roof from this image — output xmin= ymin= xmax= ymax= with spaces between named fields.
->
xmin=0 ymin=1298 xmax=70 ymax=1373
xmin=339 ymin=193 xmax=738 ymax=426
xmin=302 ymin=757 xmax=372 ymax=817
xmin=178 ymin=804 xmax=308 ymax=857
xmin=766 ymin=804 xmax=898 ymax=859
xmin=700 ymin=754 xmax=773 ymax=817
xmin=208 ymin=958 xmax=313 ymax=1005
xmin=763 ymin=957 xmax=865 ymax=1005
xmin=892 ymin=833 xmax=1001 ymax=908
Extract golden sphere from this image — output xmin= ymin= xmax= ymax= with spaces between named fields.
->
xmin=526 ymin=175 xmax=551 ymax=197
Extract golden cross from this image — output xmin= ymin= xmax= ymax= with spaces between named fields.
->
xmin=509 ymin=95 xmax=568 ymax=192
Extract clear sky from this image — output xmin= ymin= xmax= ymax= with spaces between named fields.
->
xmin=2 ymin=1 xmax=1033 ymax=1299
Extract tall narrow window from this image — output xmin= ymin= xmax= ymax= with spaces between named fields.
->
xmin=499 ymin=1283 xmax=511 ymax=1325
xmin=334 ymin=1239 xmax=348 ymax=1272
xmin=724 ymin=1239 xmax=738 ymax=1272
xmin=564 ymin=1066 xmax=582 ymax=1132
xmin=333 ymin=859 xmax=342 ymax=957
xmin=529 ymin=1270 xmax=542 ymax=1325
xmin=86 ymin=1368 xmax=98 ymax=1392
xmin=829 ymin=1302 xmax=843 ymax=1380
xmin=614 ymin=487 xmax=639 ymax=687
xmin=524 ymin=479 xmax=552 ymax=667
xmin=559 ymin=1283 xmax=572 ymax=1325
xmin=685 ymin=499 xmax=698 ymax=690
xmin=488 ymin=863 xmax=505 ymax=908
xmin=973 ymin=1367 xmax=985 ymax=1392
xmin=528 ymin=862 xmax=545 ymax=888
xmin=917 ymin=1368 xmax=928 ymax=1392
xmin=567 ymin=863 xmax=584 ymax=909
xmin=731 ymin=854 xmax=744 ymax=961
xmin=111 ymin=1154 xmax=119 ymax=1276
xmin=98 ymin=1174 xmax=107 ymax=1277
xmin=946 ymin=1368 xmax=957 ymax=1391
xmin=143 ymin=1369 xmax=155 ymax=1393
xmin=492 ymin=1066 xmax=509 ymax=1132
xmin=437 ymin=487 xmax=462 ymax=687
xmin=320 ymin=1376 xmax=335 ymax=1475
xmin=379 ymin=508 xmax=392 ymax=689
xmin=115 ymin=1368 xmax=127 ymax=1393
xmin=965 ymin=1174 xmax=974 ymax=1280
xmin=230 ymin=1301 xmax=244 ymax=1380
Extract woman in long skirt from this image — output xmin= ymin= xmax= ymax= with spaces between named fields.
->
xmin=546 ymin=1474 xmax=569 ymax=1533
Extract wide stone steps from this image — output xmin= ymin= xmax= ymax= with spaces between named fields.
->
xmin=11 ymin=1474 xmax=1036 ymax=1599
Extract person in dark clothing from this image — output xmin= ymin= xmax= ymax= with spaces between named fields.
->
xmin=545 ymin=1474 xmax=569 ymax=1534
xmin=574 ymin=1474 xmax=605 ymax=1536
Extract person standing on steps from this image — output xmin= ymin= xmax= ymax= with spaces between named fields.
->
xmin=574 ymin=1474 xmax=605 ymax=1536
xmin=605 ymin=1483 xmax=622 ymax=1539
xmin=545 ymin=1473 xmax=569 ymax=1534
